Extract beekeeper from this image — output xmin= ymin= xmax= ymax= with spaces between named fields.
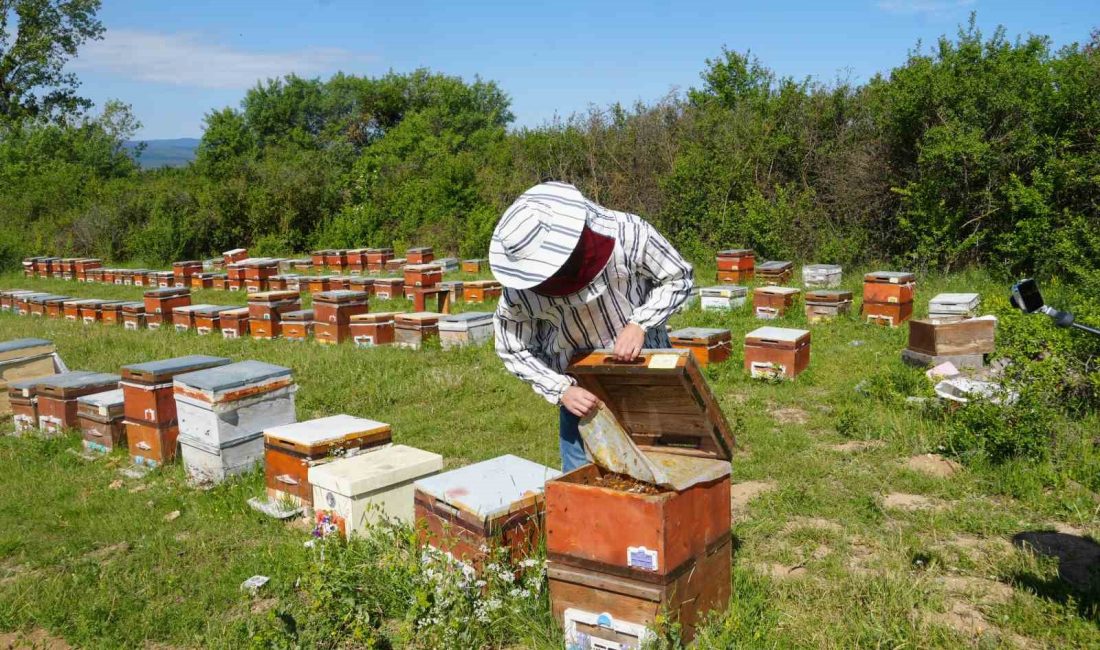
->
xmin=490 ymin=181 xmax=694 ymax=472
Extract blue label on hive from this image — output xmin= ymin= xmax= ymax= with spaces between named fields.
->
xmin=627 ymin=546 xmax=658 ymax=571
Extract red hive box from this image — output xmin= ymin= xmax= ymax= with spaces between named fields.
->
xmin=372 ymin=278 xmax=405 ymax=300
xmin=192 ymin=305 xmax=234 ymax=335
xmin=752 ymin=286 xmax=800 ymax=319
xmin=281 ymin=309 xmax=314 ymax=342
xmin=247 ymin=290 xmax=301 ymax=336
xmin=716 ymin=248 xmax=754 ymax=271
xmin=244 ymin=259 xmax=279 ymax=281
xmin=548 ymin=350 xmax=735 ymax=645
xmin=223 ymin=248 xmax=249 ymax=265
xmin=62 ymin=299 xmax=90 ymax=321
xmin=210 ymin=274 xmax=228 ymax=290
xmin=744 ymin=327 xmax=811 ymax=380
xmin=463 ymin=280 xmax=502 ymax=303
xmin=346 ymin=248 xmax=368 ymax=275
xmin=384 ymin=258 xmax=406 ymax=272
xmin=143 ymin=288 xmax=191 ymax=329
xmin=862 ymin=271 xmax=916 ymax=327
xmin=349 ymin=312 xmax=397 ymax=347
xmin=78 ymin=389 xmax=126 ymax=454
xmin=99 ymin=302 xmax=125 ymax=326
xmin=325 ymin=250 xmax=349 ymax=270
xmin=121 ymin=302 xmax=146 ymax=330
xmin=306 ymin=276 xmax=333 ymax=294
xmin=36 ymin=372 xmax=121 ymax=434
xmin=328 ymin=276 xmax=352 ymax=291
xmin=125 ymin=419 xmax=179 ymax=467
xmin=310 ymin=250 xmax=330 ymax=269
xmin=349 ymin=277 xmax=373 ymax=296
xmin=313 ymin=290 xmax=370 ymax=345
xmin=78 ymin=300 xmax=106 ymax=324
xmin=44 ymin=296 xmax=69 ymax=319
xmin=191 ymin=273 xmax=216 ymax=290
xmin=8 ymin=378 xmax=43 ymax=433
xmin=406 ymin=247 xmax=434 ymax=265
xmin=218 ymin=308 xmax=251 ymax=339
xmin=226 ymin=263 xmax=247 ymax=283
xmin=172 ymin=261 xmax=202 ymax=287
xmin=404 ymin=264 xmax=442 ymax=289
xmin=669 ymin=327 xmax=733 ymax=367
xmin=365 ymin=248 xmax=394 ymax=273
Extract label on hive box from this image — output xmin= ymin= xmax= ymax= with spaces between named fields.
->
xmin=750 ymin=361 xmax=786 ymax=379
xmin=646 ymin=354 xmax=679 ymax=370
xmin=627 ymin=545 xmax=659 ymax=571
xmin=353 ymin=335 xmax=376 ymax=348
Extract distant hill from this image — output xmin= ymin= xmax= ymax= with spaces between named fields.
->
xmin=124 ymin=138 xmax=200 ymax=169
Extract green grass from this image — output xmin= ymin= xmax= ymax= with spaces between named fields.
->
xmin=0 ymin=269 xmax=1097 ymax=648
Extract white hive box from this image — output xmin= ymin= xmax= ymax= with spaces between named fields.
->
xmin=310 ymin=444 xmax=444 ymax=539
xmin=699 ymin=285 xmax=747 ymax=311
xmin=179 ymin=431 xmax=265 ymax=485
xmin=438 ymin=312 xmax=494 ymax=349
xmin=564 ymin=608 xmax=654 ymax=650
xmin=802 ymin=264 xmax=842 ymax=288
xmin=173 ymin=361 xmax=296 ymax=447
xmin=928 ymin=293 xmax=981 ymax=318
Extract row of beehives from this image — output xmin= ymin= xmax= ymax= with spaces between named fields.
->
xmin=2 ymin=342 xmax=736 ymax=646
xmin=714 ymin=249 xmax=844 ymax=287
xmin=0 ymin=288 xmax=496 ymax=351
xmin=21 ymin=247 xmax=492 ymax=295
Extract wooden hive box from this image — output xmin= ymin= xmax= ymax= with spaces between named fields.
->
xmin=129 ymin=270 xmax=147 ymax=287
xmin=862 ymin=271 xmax=916 ymax=304
xmin=349 ymin=312 xmax=398 ymax=347
xmin=365 ymin=248 xmax=394 ymax=272
xmin=29 ymin=293 xmax=62 ymax=318
xmin=172 ymin=260 xmax=203 ymax=287
xmin=744 ymin=327 xmax=811 ymax=380
xmin=406 ymin=247 xmax=434 ymax=265
xmin=281 ymin=309 xmax=314 ymax=342
xmin=42 ymin=296 xmax=70 ymax=319
xmin=266 ymin=275 xmax=288 ymax=291
xmin=327 ymin=276 xmax=353 ymax=291
xmin=802 ymin=264 xmax=842 ymax=288
xmin=310 ymin=250 xmax=331 ymax=269
xmin=173 ymin=360 xmax=296 ymax=448
xmin=753 ymin=286 xmax=801 ymax=319
xmin=346 ymin=248 xmax=369 ymax=274
xmin=324 ymin=250 xmax=349 ymax=270
xmin=306 ymin=276 xmax=334 ymax=294
xmin=244 ymin=259 xmax=279 ymax=281
xmin=226 ymin=262 xmax=247 ymax=283
xmin=171 ymin=304 xmax=213 ymax=332
xmin=59 ymin=297 xmax=90 ymax=320
xmin=314 ymin=290 xmax=370 ymax=345
xmin=700 ymin=285 xmax=747 ymax=311
xmin=438 ymin=312 xmax=494 ymax=349
xmin=247 ymin=291 xmax=301 ymax=322
xmin=191 ymin=305 xmax=232 ymax=335
xmin=549 ymin=349 xmax=734 ymax=644
xmin=99 ymin=301 xmax=127 ymax=326
xmin=264 ymin=414 xmax=392 ymax=506
xmin=87 ymin=268 xmax=104 ymax=284
xmin=0 ymin=339 xmax=59 ymax=417
xmin=78 ymin=299 xmax=107 ymax=324
xmin=125 ymin=418 xmax=179 ymax=467
xmin=18 ymin=293 xmax=51 ymax=316
xmin=415 ymin=454 xmax=561 ymax=565
xmin=9 ymin=376 xmax=51 ymax=433
xmin=37 ymin=372 xmax=120 ymax=434
xmin=907 ymin=316 xmax=996 ymax=357
xmin=463 ymin=280 xmax=502 ymax=304
xmin=757 ymin=260 xmax=793 ymax=285
xmin=440 ymin=280 xmax=464 ymax=304
xmin=311 ymin=444 xmax=443 ymax=539
xmin=669 ymin=327 xmax=733 ymax=366
xmin=462 ymin=259 xmax=486 ymax=273
xmin=372 ymin=278 xmax=405 ymax=300
xmin=179 ymin=431 xmax=265 ymax=485
xmin=804 ymin=290 xmax=854 ymax=323
xmin=928 ymin=292 xmax=981 ymax=318
xmin=348 ymin=277 xmax=374 ymax=296
xmin=223 ymin=248 xmax=249 ymax=265
xmin=121 ymin=355 xmax=230 ymax=426
xmin=78 ymin=388 xmax=126 ymax=454
xmin=861 ymin=301 xmax=914 ymax=328
xmin=190 ymin=273 xmax=216 ymax=290
xmin=218 ymin=308 xmax=251 ymax=338
xmin=716 ymin=248 xmax=754 ymax=271
xmin=143 ymin=288 xmax=191 ymax=329
xmin=121 ymin=302 xmax=147 ymax=331
xmin=395 ymin=312 xmax=439 ymax=349
xmin=403 ymin=263 xmax=443 ymax=288
xmin=384 ymin=257 xmax=407 ymax=272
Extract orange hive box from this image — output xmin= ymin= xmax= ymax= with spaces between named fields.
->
xmin=752 ymin=286 xmax=800 ymax=319
xmin=313 ymin=290 xmax=369 ymax=345
xmin=403 ymin=263 xmax=442 ymax=288
xmin=281 ymin=309 xmax=314 ymax=342
xmin=744 ymin=326 xmax=811 ymax=380
xmin=218 ymin=308 xmax=251 ymax=339
xmin=349 ymin=312 xmax=398 ymax=347
xmin=463 ymin=280 xmax=502 ymax=303
xmin=406 ymin=247 xmax=434 ymax=265
xmin=143 ymin=288 xmax=191 ymax=330
xmin=36 ymin=372 xmax=120 ymax=435
xmin=668 ymin=327 xmax=733 ymax=367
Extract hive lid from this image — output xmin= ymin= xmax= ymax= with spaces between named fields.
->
xmin=122 ymin=355 xmax=232 ymax=383
xmin=404 ymin=263 xmax=442 ymax=272
xmin=413 ymin=454 xmax=560 ymax=521
xmin=374 ymin=277 xmax=406 ymax=285
xmin=465 ymin=280 xmax=501 ymax=288
xmin=31 ymin=294 xmax=69 ymax=303
xmin=567 ymin=349 xmax=736 ymax=461
xmin=144 ymin=287 xmax=189 ymax=298
xmin=282 ymin=309 xmax=314 ymax=321
xmin=351 ymin=312 xmax=399 ymax=323
xmin=77 ymin=388 xmax=124 ymax=408
xmin=803 ymin=264 xmax=842 ymax=272
xmin=0 ymin=338 xmax=54 ymax=357
xmin=173 ymin=304 xmax=217 ymax=314
xmin=745 ymin=326 xmax=810 ymax=344
xmin=806 ymin=289 xmax=853 ymax=302
xmin=310 ymin=444 xmax=443 ymax=496
xmin=265 ymin=414 xmax=390 ymax=447
xmin=439 ymin=311 xmax=493 ymax=324
xmin=37 ymin=371 xmax=119 ymax=396
xmin=247 ymin=291 xmax=299 ymax=302
xmin=66 ymin=298 xmax=104 ymax=307
xmin=9 ymin=372 xmax=81 ymax=397
xmin=315 ymin=290 xmax=369 ymax=302
xmin=755 ymin=286 xmax=800 ymax=296
xmin=223 ymin=248 xmax=247 ymax=256
xmin=865 ymin=271 xmax=915 ymax=284
xmin=929 ymin=293 xmax=980 ymax=306
xmin=407 ymin=246 xmax=433 ymax=254
xmin=758 ymin=260 xmax=793 ymax=272
xmin=41 ymin=296 xmax=72 ymax=304
xmin=367 ymin=247 xmax=394 ymax=254
xmin=173 ymin=360 xmax=292 ymax=393
xmin=192 ymin=305 xmax=236 ymax=316
xmin=716 ymin=249 xmax=754 ymax=257
xmin=221 ymin=307 xmax=251 ymax=317
xmin=699 ymin=285 xmax=747 ymax=297
xmin=120 ymin=302 xmax=146 ymax=312
xmin=668 ymin=327 xmax=730 ymax=344
xmin=173 ymin=260 xmax=202 ymax=266
xmin=306 ymin=275 xmax=335 ymax=281
xmin=396 ymin=312 xmax=440 ymax=325
xmin=462 ymin=258 xmax=487 ymax=263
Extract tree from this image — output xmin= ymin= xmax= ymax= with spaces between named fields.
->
xmin=0 ymin=0 xmax=104 ymax=124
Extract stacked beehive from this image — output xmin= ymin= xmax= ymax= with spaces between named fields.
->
xmin=365 ymin=248 xmax=394 ymax=273
xmin=547 ymin=350 xmax=735 ymax=646
xmin=36 ymin=372 xmax=120 ymax=435
xmin=313 ymin=290 xmax=370 ymax=344
xmin=716 ymin=249 xmax=754 ymax=283
xmin=903 ymin=293 xmax=993 ymax=369
xmin=172 ymin=261 xmax=202 ymax=288
xmin=174 ymin=361 xmax=297 ymax=485
xmin=121 ymin=355 xmax=231 ymax=468
xmin=78 ymin=388 xmax=126 ymax=453
xmin=281 ymin=310 xmax=314 ymax=342
xmin=247 ymin=291 xmax=301 ymax=340
xmin=804 ymin=290 xmax=854 ymax=323
xmin=438 ymin=312 xmax=494 ymax=349
xmin=0 ymin=338 xmax=60 ymax=417
xmin=757 ymin=260 xmax=794 ymax=285
xmin=143 ymin=288 xmax=191 ymax=330
xmin=862 ymin=271 xmax=916 ymax=327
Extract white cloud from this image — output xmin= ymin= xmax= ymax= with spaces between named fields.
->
xmin=876 ymin=0 xmax=976 ymax=16
xmin=72 ymin=29 xmax=373 ymax=89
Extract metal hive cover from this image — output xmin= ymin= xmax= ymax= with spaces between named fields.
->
xmin=414 ymin=454 xmax=560 ymax=521
xmin=174 ymin=360 xmax=292 ymax=393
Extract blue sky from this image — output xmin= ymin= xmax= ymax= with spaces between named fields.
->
xmin=67 ymin=0 xmax=1096 ymax=140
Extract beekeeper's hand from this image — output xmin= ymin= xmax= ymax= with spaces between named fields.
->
xmin=561 ymin=386 xmax=600 ymax=418
xmin=613 ymin=322 xmax=645 ymax=361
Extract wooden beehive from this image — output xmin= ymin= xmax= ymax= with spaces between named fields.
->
xmin=384 ymin=258 xmax=407 ymax=272
xmin=281 ymin=309 xmax=314 ymax=342
xmin=247 ymin=291 xmax=301 ymax=322
xmin=78 ymin=299 xmax=106 ymax=324
xmin=461 ymin=259 xmax=486 ymax=273
xmin=172 ymin=304 xmax=216 ymax=332
xmin=463 ymin=280 xmax=502 ymax=303
xmin=36 ymin=372 xmax=120 ymax=434
xmin=264 ymin=415 xmax=392 ymax=506
xmin=325 ymin=250 xmax=349 ymax=270
xmin=406 ymin=247 xmax=434 ymax=265
xmin=306 ymin=276 xmax=333 ymax=294
xmin=744 ymin=327 xmax=811 ymax=380
xmin=757 ymin=260 xmax=793 ymax=285
xmin=125 ymin=418 xmax=179 ymax=467
xmin=802 ymin=264 xmax=842 ymax=288
xmin=218 ymin=308 xmax=251 ymax=338
xmin=716 ymin=249 xmax=754 ymax=271
xmin=415 ymin=454 xmax=561 ymax=564
xmin=365 ymin=248 xmax=394 ymax=272
xmin=313 ymin=290 xmax=370 ymax=345
xmin=804 ymin=290 xmax=854 ymax=323
xmin=861 ymin=301 xmax=913 ymax=328
xmin=438 ymin=312 xmax=494 ymax=349
xmin=173 ymin=360 xmax=296 ymax=448
xmin=928 ymin=293 xmax=981 ymax=318
xmin=144 ymin=288 xmax=191 ymax=329
xmin=99 ymin=301 xmax=127 ymax=326
xmin=700 ymin=285 xmax=747 ymax=311
xmin=395 ymin=312 xmax=439 ymax=349
xmin=752 ymin=287 xmax=800 ymax=319
xmin=0 ymin=338 xmax=58 ymax=418
xmin=121 ymin=302 xmax=147 ymax=331
xmin=372 ymin=278 xmax=405 ymax=300
xmin=78 ymin=388 xmax=126 ymax=454
xmin=668 ymin=327 xmax=732 ymax=366
xmin=8 ymin=377 xmax=47 ymax=433
xmin=223 ymin=248 xmax=249 ymax=265
xmin=349 ymin=312 xmax=398 ymax=347
xmin=121 ymin=355 xmax=230 ymax=427
xmin=404 ymin=264 xmax=442 ymax=288
xmin=907 ymin=317 xmax=996 ymax=357
xmin=862 ymin=271 xmax=916 ymax=304
xmin=42 ymin=296 xmax=70 ymax=319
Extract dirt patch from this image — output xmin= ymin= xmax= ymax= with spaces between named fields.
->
xmin=846 ymin=537 xmax=878 ymax=575
xmin=250 ymin=598 xmax=278 ymax=615
xmin=730 ymin=480 xmax=777 ymax=517
xmin=0 ymin=628 xmax=72 ymax=649
xmin=1013 ymin=530 xmax=1100 ymax=591
xmin=782 ymin=517 xmax=844 ymax=535
xmin=905 ymin=454 xmax=962 ymax=478
xmin=929 ymin=600 xmax=993 ymax=638
xmin=285 ymin=517 xmax=314 ymax=533
xmin=772 ymin=407 xmax=810 ymax=425
xmin=82 ymin=542 xmax=130 ymax=562
xmin=828 ymin=440 xmax=885 ymax=453
xmin=882 ymin=493 xmax=942 ymax=512
xmin=940 ymin=575 xmax=1014 ymax=605
xmin=938 ymin=534 xmax=1015 ymax=562
xmin=755 ymin=562 xmax=808 ymax=580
